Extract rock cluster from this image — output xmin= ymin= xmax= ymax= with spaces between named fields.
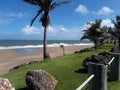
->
xmin=82 ymin=51 xmax=110 ymax=69
xmin=9 ymin=61 xmax=40 ymax=72
xmin=74 ymin=48 xmax=91 ymax=53
xmin=0 ymin=78 xmax=15 ymax=90
xmin=26 ymin=70 xmax=57 ymax=90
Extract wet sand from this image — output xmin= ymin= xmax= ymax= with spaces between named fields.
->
xmin=0 ymin=45 xmax=93 ymax=75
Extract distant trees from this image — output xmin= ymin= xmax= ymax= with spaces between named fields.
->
xmin=81 ymin=15 xmax=120 ymax=50
xmin=23 ymin=0 xmax=70 ymax=59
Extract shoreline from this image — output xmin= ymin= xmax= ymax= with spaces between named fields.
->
xmin=0 ymin=43 xmax=94 ymax=50
xmin=0 ymin=45 xmax=93 ymax=75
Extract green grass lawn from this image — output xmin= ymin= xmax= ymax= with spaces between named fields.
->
xmin=1 ymin=44 xmax=120 ymax=90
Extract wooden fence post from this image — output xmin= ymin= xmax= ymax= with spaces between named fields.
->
xmin=109 ymin=53 xmax=120 ymax=81
xmin=88 ymin=63 xmax=107 ymax=90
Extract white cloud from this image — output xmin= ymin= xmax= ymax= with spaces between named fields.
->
xmin=7 ymin=12 xmax=25 ymax=18
xmin=22 ymin=20 xmax=114 ymax=40
xmin=0 ymin=11 xmax=26 ymax=24
xmin=82 ymin=19 xmax=114 ymax=29
xmin=75 ymin=4 xmax=89 ymax=14
xmin=75 ymin=5 xmax=114 ymax=16
xmin=47 ymin=25 xmax=82 ymax=40
xmin=22 ymin=25 xmax=82 ymax=40
xmin=97 ymin=7 xmax=114 ymax=15
xmin=0 ymin=18 xmax=14 ymax=24
xmin=22 ymin=25 xmax=41 ymax=35
xmin=101 ymin=19 xmax=114 ymax=27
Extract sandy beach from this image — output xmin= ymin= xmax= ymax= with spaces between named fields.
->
xmin=0 ymin=45 xmax=93 ymax=75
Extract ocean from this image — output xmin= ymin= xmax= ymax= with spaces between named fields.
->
xmin=0 ymin=40 xmax=93 ymax=49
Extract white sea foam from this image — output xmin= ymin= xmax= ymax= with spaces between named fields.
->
xmin=0 ymin=45 xmax=42 ymax=50
xmin=0 ymin=43 xmax=94 ymax=50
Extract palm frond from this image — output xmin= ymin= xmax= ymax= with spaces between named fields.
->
xmin=111 ymin=19 xmax=115 ymax=24
xmin=24 ymin=0 xmax=70 ymax=28
xmin=86 ymin=22 xmax=92 ymax=25
xmin=23 ymin=0 xmax=42 ymax=5
xmin=83 ymin=30 xmax=88 ymax=32
xmin=80 ymin=36 xmax=88 ymax=40
xmin=50 ymin=1 xmax=70 ymax=11
xmin=111 ymin=19 xmax=118 ymax=29
xmin=56 ymin=1 xmax=70 ymax=6
xmin=30 ymin=9 xmax=43 ymax=27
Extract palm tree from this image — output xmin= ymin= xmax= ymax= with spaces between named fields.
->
xmin=81 ymin=19 xmax=104 ymax=49
xmin=23 ymin=0 xmax=70 ymax=59
xmin=111 ymin=15 xmax=120 ymax=49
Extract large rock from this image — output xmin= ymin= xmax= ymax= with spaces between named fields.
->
xmin=0 ymin=78 xmax=15 ymax=90
xmin=26 ymin=70 xmax=57 ymax=90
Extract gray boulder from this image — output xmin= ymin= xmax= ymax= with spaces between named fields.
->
xmin=0 ymin=78 xmax=15 ymax=90
xmin=26 ymin=70 xmax=57 ymax=90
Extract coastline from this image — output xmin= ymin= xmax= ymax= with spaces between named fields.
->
xmin=0 ymin=44 xmax=93 ymax=75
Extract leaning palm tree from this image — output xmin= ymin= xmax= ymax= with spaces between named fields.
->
xmin=111 ymin=15 xmax=120 ymax=49
xmin=81 ymin=19 xmax=104 ymax=49
xmin=23 ymin=0 xmax=70 ymax=59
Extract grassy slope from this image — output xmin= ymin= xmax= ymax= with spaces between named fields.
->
xmin=1 ymin=44 xmax=120 ymax=90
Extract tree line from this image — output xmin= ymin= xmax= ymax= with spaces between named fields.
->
xmin=81 ymin=16 xmax=120 ymax=50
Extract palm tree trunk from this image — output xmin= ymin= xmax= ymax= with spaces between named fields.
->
xmin=118 ymin=38 xmax=120 ymax=49
xmin=94 ymin=40 xmax=98 ymax=50
xmin=43 ymin=27 xmax=50 ymax=59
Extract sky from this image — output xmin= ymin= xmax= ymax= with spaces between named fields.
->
xmin=0 ymin=0 xmax=120 ymax=40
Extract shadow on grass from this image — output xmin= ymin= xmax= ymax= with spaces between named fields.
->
xmin=74 ymin=68 xmax=88 ymax=73
xmin=17 ymin=87 xmax=27 ymax=90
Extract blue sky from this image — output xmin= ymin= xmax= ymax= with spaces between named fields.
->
xmin=0 ymin=0 xmax=119 ymax=40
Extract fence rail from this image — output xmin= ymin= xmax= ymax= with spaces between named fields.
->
xmin=76 ymin=74 xmax=94 ymax=90
xmin=76 ymin=53 xmax=117 ymax=90
xmin=106 ymin=57 xmax=115 ymax=67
